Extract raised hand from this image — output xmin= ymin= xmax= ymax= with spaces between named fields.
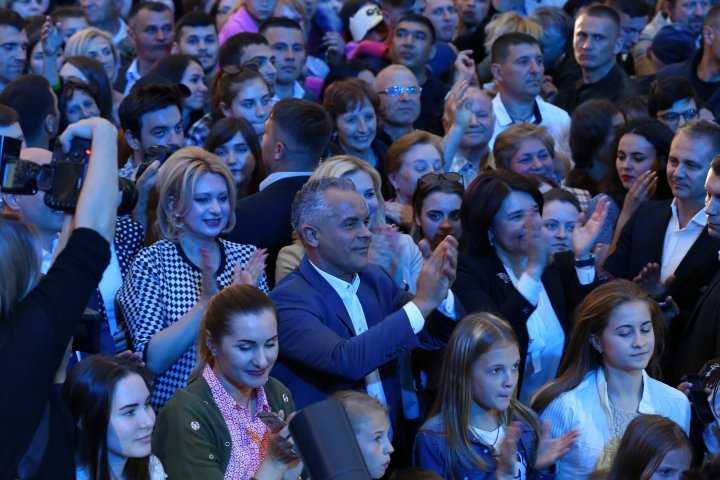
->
xmin=445 ymin=80 xmax=472 ymax=130
xmin=41 ymin=16 xmax=62 ymax=57
xmin=321 ymin=32 xmax=346 ymax=65
xmin=369 ymin=226 xmax=399 ymax=277
xmin=413 ymin=235 xmax=458 ymax=317
xmin=624 ymin=170 xmax=657 ymax=214
xmin=454 ymin=49 xmax=477 ymax=84
xmin=572 ymin=195 xmax=609 ymax=258
xmin=496 ymin=421 xmax=522 ymax=479
xmin=233 ymin=248 xmax=268 ymax=286
xmin=199 ymin=247 xmax=219 ymax=302
xmin=385 ymin=201 xmax=414 ymax=231
xmin=534 ymin=420 xmax=578 ymax=469
xmin=632 ymin=262 xmax=675 ymax=298
xmin=525 ymin=213 xmax=549 ymax=281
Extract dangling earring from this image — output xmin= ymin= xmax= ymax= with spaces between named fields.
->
xmin=488 ymin=230 xmax=495 ymax=247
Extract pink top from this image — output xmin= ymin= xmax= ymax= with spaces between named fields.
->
xmin=219 ymin=6 xmax=259 ymax=45
xmin=203 ymin=364 xmax=271 ymax=479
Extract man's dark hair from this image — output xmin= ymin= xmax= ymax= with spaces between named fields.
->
xmin=604 ymin=0 xmax=649 ymax=19
xmin=396 ymin=12 xmax=436 ymax=44
xmin=174 ymin=10 xmax=216 ymax=37
xmin=711 ymin=154 xmax=720 ymax=176
xmin=0 ymin=75 xmax=54 ymax=144
xmin=579 ymin=4 xmax=621 ymax=33
xmin=218 ymin=32 xmax=268 ymax=68
xmin=128 ymin=1 xmax=172 ymax=24
xmin=270 ymin=98 xmax=332 ymax=165
xmin=259 ymin=17 xmax=303 ymax=36
xmin=491 ymin=32 xmax=542 ymax=64
xmin=0 ymin=8 xmax=26 ymax=30
xmin=648 ymin=76 xmax=700 ymax=117
xmin=677 ymin=120 xmax=720 ymax=160
xmin=529 ymin=6 xmax=573 ymax=41
xmin=51 ymin=6 xmax=88 ymax=22
xmin=0 ymin=104 xmax=19 ymax=127
xmin=118 ymin=84 xmax=183 ymax=139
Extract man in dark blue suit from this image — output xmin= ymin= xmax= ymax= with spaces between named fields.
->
xmin=225 ymin=98 xmax=332 ymax=286
xmin=605 ymin=120 xmax=720 ymax=383
xmin=269 ymin=177 xmax=459 ymax=432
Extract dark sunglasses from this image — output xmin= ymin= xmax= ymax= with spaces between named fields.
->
xmin=418 ymin=172 xmax=463 ymax=185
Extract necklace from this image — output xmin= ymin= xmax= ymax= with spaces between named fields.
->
xmin=471 ymin=417 xmax=503 ymax=457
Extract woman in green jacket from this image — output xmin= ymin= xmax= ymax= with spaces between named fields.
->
xmin=153 ymin=285 xmax=301 ymax=479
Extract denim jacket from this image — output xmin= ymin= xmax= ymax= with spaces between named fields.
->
xmin=413 ymin=414 xmax=555 ymax=479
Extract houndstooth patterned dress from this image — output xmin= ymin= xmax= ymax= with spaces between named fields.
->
xmin=117 ymin=238 xmax=269 ymax=410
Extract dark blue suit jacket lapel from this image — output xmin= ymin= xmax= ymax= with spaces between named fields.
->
xmin=298 ymin=257 xmax=355 ymax=334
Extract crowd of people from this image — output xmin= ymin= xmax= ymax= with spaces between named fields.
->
xmin=3 ymin=0 xmax=720 ymax=478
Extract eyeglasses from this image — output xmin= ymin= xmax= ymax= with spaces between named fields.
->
xmin=377 ymin=85 xmax=422 ymax=97
xmin=656 ymin=108 xmax=699 ymax=124
xmin=418 ymin=172 xmax=463 ymax=185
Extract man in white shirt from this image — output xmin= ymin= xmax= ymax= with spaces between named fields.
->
xmin=260 ymin=18 xmax=314 ymax=101
xmin=269 ymin=176 xmax=460 ymax=447
xmin=605 ymin=120 xmax=720 ymax=381
xmin=488 ymin=32 xmax=570 ymax=150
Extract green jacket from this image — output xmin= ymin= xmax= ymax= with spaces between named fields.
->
xmin=152 ymin=374 xmax=295 ymax=479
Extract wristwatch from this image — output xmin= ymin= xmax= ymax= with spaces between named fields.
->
xmin=574 ymin=253 xmax=596 ymax=268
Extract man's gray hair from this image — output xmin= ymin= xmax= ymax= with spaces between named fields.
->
xmin=291 ymin=177 xmax=355 ymax=237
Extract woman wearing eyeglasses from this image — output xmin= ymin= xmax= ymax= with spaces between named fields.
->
xmin=322 ymin=77 xmax=388 ymax=169
xmin=454 ymin=170 xmax=608 ymax=404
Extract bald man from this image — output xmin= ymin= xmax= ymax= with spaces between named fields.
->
xmin=375 ymin=64 xmax=421 ymax=142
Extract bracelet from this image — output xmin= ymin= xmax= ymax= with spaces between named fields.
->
xmin=574 ymin=253 xmax=596 ymax=268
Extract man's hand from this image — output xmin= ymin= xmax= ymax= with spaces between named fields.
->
xmin=413 ymin=235 xmax=458 ymax=317
xmin=41 ymin=16 xmax=62 ymax=57
xmin=633 ymin=262 xmax=675 ymax=298
xmin=454 ymin=49 xmax=477 ymax=84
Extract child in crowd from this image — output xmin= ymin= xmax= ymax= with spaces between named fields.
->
xmin=413 ymin=312 xmax=578 ymax=479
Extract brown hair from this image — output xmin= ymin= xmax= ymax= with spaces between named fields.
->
xmin=531 ymin=280 xmax=665 ymax=414
xmin=608 ymin=414 xmax=691 ymax=480
xmin=0 ymin=213 xmax=40 ymax=322
xmin=322 ymin=77 xmax=380 ymax=126
xmin=330 ymin=390 xmax=388 ymax=433
xmin=211 ymin=66 xmax=268 ymax=123
xmin=196 ymin=284 xmax=277 ymax=372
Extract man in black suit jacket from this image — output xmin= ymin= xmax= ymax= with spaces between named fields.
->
xmin=605 ymin=120 xmax=720 ymax=383
xmin=673 ymin=156 xmax=720 ymax=382
xmin=225 ymin=98 xmax=332 ymax=286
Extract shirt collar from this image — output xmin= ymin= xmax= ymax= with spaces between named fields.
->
xmin=258 ymin=171 xmax=311 ymax=191
xmin=670 ymin=198 xmax=708 ymax=228
xmin=309 ymin=259 xmax=360 ymax=297
xmin=493 ymin=93 xmax=543 ymax=127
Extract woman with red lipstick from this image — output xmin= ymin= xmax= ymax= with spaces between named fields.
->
xmin=117 ymin=148 xmax=268 ymax=411
xmin=588 ymin=119 xmax=673 ymax=267
xmin=154 ymin=285 xmax=302 ymax=480
xmin=531 ymin=280 xmax=691 ymax=478
xmin=63 ymin=356 xmax=166 ymax=480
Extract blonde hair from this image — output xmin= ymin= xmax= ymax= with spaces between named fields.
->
xmin=274 ymin=0 xmax=306 ymax=19
xmin=330 ymin=390 xmax=388 ymax=434
xmin=64 ymin=27 xmax=119 ymax=69
xmin=156 ymin=147 xmax=237 ymax=242
xmin=0 ymin=214 xmax=41 ymax=321
xmin=311 ymin=155 xmax=388 ymax=228
xmin=483 ymin=12 xmax=543 ymax=55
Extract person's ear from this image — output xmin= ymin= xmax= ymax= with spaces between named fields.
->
xmin=205 ymin=332 xmax=218 ymax=356
xmin=703 ymin=24 xmax=715 ymax=47
xmin=388 ymin=171 xmax=400 ymax=190
xmin=300 ymin=224 xmax=320 ymax=248
xmin=44 ymin=113 xmax=57 ymax=136
xmin=272 ymin=141 xmax=286 ymax=162
xmin=124 ymin=129 xmax=141 ymax=152
xmin=590 ymin=335 xmax=602 ymax=354
xmin=613 ymin=35 xmax=623 ymax=55
xmin=490 ymin=62 xmax=502 ymax=81
xmin=220 ymin=101 xmax=231 ymax=117
xmin=2 ymin=193 xmax=20 ymax=211
xmin=170 ymin=42 xmax=180 ymax=54
xmin=429 ymin=44 xmax=436 ymax=61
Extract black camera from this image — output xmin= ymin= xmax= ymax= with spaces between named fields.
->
xmin=0 ymin=135 xmax=138 ymax=215
xmin=135 ymin=144 xmax=178 ymax=180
